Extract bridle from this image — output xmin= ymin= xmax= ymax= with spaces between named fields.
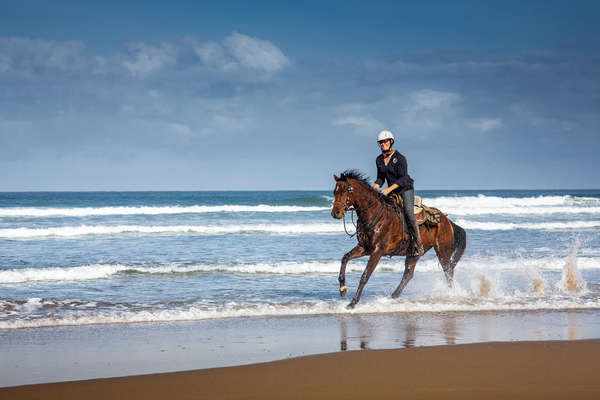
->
xmin=334 ymin=180 xmax=355 ymax=213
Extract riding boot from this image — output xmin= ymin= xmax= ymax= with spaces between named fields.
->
xmin=409 ymin=219 xmax=425 ymax=256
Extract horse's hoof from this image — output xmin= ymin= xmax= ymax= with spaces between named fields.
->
xmin=346 ymin=301 xmax=356 ymax=310
xmin=339 ymin=286 xmax=348 ymax=297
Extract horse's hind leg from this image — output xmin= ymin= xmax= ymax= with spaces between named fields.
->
xmin=392 ymin=255 xmax=420 ymax=298
xmin=435 ymin=242 xmax=454 ymax=288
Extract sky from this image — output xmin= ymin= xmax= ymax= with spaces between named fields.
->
xmin=1 ymin=0 xmax=599 ymax=190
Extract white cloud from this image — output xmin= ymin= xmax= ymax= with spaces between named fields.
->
xmin=166 ymin=122 xmax=193 ymax=136
xmin=123 ymin=42 xmax=177 ymax=77
xmin=191 ymin=32 xmax=290 ymax=74
xmin=0 ymin=37 xmax=90 ymax=73
xmin=193 ymin=41 xmax=237 ymax=71
xmin=331 ymin=90 xmax=501 ymax=139
xmin=333 ymin=115 xmax=384 ymax=135
xmin=469 ymin=118 xmax=502 ymax=132
xmin=397 ymin=90 xmax=463 ymax=134
xmin=0 ymin=53 xmax=10 ymax=72
xmin=410 ymin=89 xmax=461 ymax=111
xmin=224 ymin=32 xmax=290 ymax=72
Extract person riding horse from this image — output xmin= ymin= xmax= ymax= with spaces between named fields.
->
xmin=372 ymin=130 xmax=425 ymax=256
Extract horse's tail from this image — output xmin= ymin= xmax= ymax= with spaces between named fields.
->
xmin=449 ymin=219 xmax=466 ymax=269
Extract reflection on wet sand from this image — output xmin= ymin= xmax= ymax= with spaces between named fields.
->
xmin=339 ymin=316 xmax=373 ymax=351
xmin=337 ymin=310 xmax=593 ymax=352
xmin=401 ymin=315 xmax=418 ymax=348
xmin=568 ymin=312 xmax=580 ymax=340
xmin=339 ymin=312 xmax=462 ymax=350
xmin=440 ymin=313 xmax=459 ymax=345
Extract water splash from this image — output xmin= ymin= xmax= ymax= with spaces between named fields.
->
xmin=478 ymin=275 xmax=492 ymax=297
xmin=558 ymin=238 xmax=586 ymax=293
xmin=525 ymin=266 xmax=546 ymax=294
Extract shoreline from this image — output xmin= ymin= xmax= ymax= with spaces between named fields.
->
xmin=1 ymin=309 xmax=599 ymax=388
xmin=2 ymin=339 xmax=599 ymax=399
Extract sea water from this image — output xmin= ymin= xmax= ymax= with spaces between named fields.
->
xmin=1 ymin=190 xmax=599 ymax=329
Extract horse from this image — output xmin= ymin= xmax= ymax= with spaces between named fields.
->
xmin=331 ymin=170 xmax=466 ymax=308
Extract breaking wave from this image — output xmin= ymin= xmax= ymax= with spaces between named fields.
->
xmin=425 ymin=194 xmax=600 ymax=216
xmin=1 ymin=195 xmax=598 ymax=219
xmin=0 ymin=204 xmax=329 ymax=218
xmin=456 ymin=219 xmax=600 ymax=231
xmin=2 ymin=294 xmax=599 ymax=329
xmin=2 ymin=257 xmax=598 ymax=284
xmin=0 ymin=223 xmax=343 ymax=238
xmin=2 ymin=217 xmax=597 ymax=239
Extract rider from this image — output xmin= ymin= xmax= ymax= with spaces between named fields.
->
xmin=372 ymin=130 xmax=425 ymax=256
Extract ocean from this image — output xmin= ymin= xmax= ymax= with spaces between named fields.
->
xmin=1 ymin=189 xmax=599 ymax=330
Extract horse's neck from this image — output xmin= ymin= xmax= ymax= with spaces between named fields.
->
xmin=352 ymin=184 xmax=380 ymax=220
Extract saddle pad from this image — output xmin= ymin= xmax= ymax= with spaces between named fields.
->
xmin=414 ymin=196 xmax=443 ymax=226
xmin=413 ymin=195 xmax=423 ymax=215
xmin=415 ymin=209 xmax=427 ymax=225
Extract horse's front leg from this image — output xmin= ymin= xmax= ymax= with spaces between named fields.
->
xmin=339 ymin=245 xmax=366 ymax=297
xmin=392 ymin=255 xmax=420 ymax=298
xmin=347 ymin=250 xmax=383 ymax=309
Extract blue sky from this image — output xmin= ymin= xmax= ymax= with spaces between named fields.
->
xmin=1 ymin=0 xmax=599 ymax=190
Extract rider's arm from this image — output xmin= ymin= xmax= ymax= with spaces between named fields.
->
xmin=393 ymin=154 xmax=411 ymax=189
xmin=381 ymin=183 xmax=399 ymax=195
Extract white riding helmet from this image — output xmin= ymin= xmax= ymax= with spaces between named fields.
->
xmin=377 ymin=130 xmax=394 ymax=142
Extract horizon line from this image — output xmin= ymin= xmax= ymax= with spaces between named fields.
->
xmin=1 ymin=188 xmax=599 ymax=193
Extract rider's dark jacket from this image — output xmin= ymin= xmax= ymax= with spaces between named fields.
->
xmin=374 ymin=150 xmax=414 ymax=195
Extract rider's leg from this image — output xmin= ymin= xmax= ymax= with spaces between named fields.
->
xmin=401 ymin=189 xmax=424 ymax=256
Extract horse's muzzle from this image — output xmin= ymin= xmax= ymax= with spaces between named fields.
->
xmin=331 ymin=207 xmax=345 ymax=219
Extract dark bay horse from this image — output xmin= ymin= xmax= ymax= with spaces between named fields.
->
xmin=331 ymin=170 xmax=466 ymax=308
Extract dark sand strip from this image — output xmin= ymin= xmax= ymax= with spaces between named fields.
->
xmin=2 ymin=340 xmax=599 ymax=400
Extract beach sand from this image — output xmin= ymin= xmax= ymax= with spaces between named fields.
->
xmin=2 ymin=310 xmax=600 ymax=388
xmin=2 ymin=339 xmax=599 ymax=399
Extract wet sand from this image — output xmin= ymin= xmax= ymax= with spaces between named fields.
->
xmin=2 ymin=310 xmax=600 ymax=388
xmin=2 ymin=339 xmax=599 ymax=399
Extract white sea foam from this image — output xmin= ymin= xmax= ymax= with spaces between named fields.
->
xmin=2 ymin=217 xmax=598 ymax=239
xmin=0 ymin=223 xmax=343 ymax=238
xmin=1 ymin=257 xmax=598 ymax=284
xmin=443 ymin=206 xmax=600 ymax=216
xmin=455 ymin=219 xmax=600 ymax=231
xmin=425 ymin=194 xmax=600 ymax=216
xmin=0 ymin=204 xmax=329 ymax=218
xmin=427 ymin=194 xmax=599 ymax=208
xmin=2 ymin=295 xmax=599 ymax=329
xmin=0 ymin=195 xmax=597 ymax=219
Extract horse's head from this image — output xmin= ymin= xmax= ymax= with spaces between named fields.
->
xmin=331 ymin=174 xmax=354 ymax=219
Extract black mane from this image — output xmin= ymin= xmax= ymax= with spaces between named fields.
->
xmin=339 ymin=169 xmax=395 ymax=206
xmin=340 ymin=169 xmax=371 ymax=187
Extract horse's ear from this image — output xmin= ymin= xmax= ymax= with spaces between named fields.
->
xmin=334 ymin=174 xmax=340 ymax=182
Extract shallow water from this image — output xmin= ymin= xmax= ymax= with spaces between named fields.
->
xmin=1 ymin=190 xmax=599 ymax=329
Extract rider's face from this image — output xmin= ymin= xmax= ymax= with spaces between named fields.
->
xmin=378 ymin=139 xmax=393 ymax=152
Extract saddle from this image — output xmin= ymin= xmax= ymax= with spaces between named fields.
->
xmin=390 ymin=194 xmax=443 ymax=226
